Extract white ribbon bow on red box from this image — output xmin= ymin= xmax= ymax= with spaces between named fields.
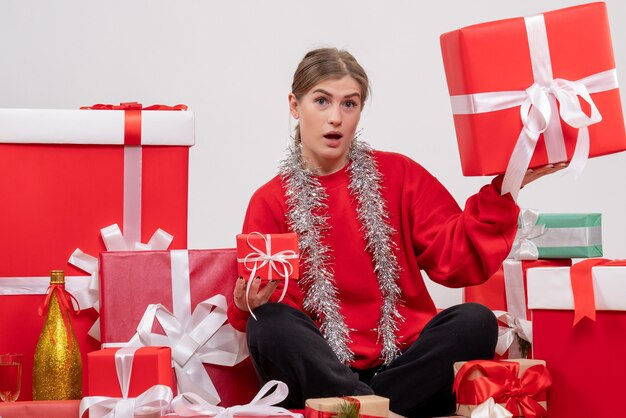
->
xmin=450 ymin=14 xmax=618 ymax=200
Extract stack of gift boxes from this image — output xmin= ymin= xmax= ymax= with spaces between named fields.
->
xmin=441 ymin=2 xmax=626 ymax=418
xmin=0 ymin=104 xmax=264 ymax=415
xmin=1 ymin=2 xmax=625 ymax=418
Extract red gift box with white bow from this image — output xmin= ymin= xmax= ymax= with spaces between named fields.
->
xmin=0 ymin=103 xmax=193 ymax=400
xmin=236 ymin=232 xmax=299 ymax=282
xmin=440 ymin=2 xmax=626 ymax=198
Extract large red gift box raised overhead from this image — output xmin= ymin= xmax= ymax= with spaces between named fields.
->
xmin=99 ymin=248 xmax=259 ymax=407
xmin=440 ymin=2 xmax=626 ymax=198
xmin=527 ymin=261 xmax=626 ymax=418
xmin=0 ymin=104 xmax=193 ymax=400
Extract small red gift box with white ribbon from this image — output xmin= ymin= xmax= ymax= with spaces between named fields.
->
xmin=236 ymin=233 xmax=299 ymax=318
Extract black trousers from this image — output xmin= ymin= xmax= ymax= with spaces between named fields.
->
xmin=246 ymin=302 xmax=497 ymax=418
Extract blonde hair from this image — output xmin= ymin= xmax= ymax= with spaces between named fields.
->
xmin=291 ymin=47 xmax=370 ymax=143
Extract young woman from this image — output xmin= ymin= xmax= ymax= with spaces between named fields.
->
xmin=227 ymin=47 xmax=563 ymax=417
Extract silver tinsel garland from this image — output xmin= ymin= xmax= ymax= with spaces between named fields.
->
xmin=279 ymin=139 xmax=404 ymax=365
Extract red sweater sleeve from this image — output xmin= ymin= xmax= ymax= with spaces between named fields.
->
xmin=411 ymin=172 xmax=519 ymax=288
xmin=226 ymin=177 xmax=306 ymax=332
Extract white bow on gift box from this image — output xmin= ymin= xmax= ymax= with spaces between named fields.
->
xmin=493 ymin=310 xmax=532 ymax=359
xmin=470 ymin=397 xmax=513 ymax=418
xmin=79 ymin=346 xmax=174 ymax=418
xmin=509 ymin=209 xmax=546 ymax=261
xmin=119 ymin=250 xmax=248 ymax=404
xmin=170 ymin=380 xmax=302 ymax=418
xmin=69 ymin=223 xmax=173 ymax=340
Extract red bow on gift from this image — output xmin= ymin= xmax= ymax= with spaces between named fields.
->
xmin=80 ymin=102 xmax=188 ymax=145
xmin=453 ymin=360 xmax=552 ymax=418
xmin=570 ymin=258 xmax=626 ymax=325
xmin=80 ymin=102 xmax=188 ymax=111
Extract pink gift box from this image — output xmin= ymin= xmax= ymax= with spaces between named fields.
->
xmin=99 ymin=249 xmax=259 ymax=406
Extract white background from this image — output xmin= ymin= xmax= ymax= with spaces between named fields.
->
xmin=1 ymin=0 xmax=625 ymax=307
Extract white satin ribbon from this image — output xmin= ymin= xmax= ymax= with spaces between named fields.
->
xmin=124 ymin=146 xmax=142 ymax=248
xmin=170 ymin=380 xmax=302 ymax=418
xmin=502 ymin=260 xmax=527 ymax=322
xmin=493 ymin=310 xmax=532 ymax=358
xmin=79 ymin=385 xmax=173 ymax=418
xmin=0 ymin=276 xmax=91 ymax=298
xmin=237 ymin=232 xmax=298 ymax=320
xmin=79 ymin=347 xmax=174 ymax=418
xmin=470 ymin=398 xmax=513 ymax=418
xmin=126 ymin=251 xmax=248 ymax=404
xmin=510 ymin=209 xmax=545 ymax=260
xmin=450 ymin=13 xmax=617 ymax=200
xmin=69 ymin=223 xmax=173 ymax=340
xmin=498 ymin=260 xmax=532 ymax=358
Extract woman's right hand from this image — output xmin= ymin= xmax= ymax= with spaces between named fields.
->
xmin=233 ymin=277 xmax=279 ymax=312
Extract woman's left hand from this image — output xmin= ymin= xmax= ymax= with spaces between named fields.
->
xmin=522 ymin=162 xmax=568 ymax=187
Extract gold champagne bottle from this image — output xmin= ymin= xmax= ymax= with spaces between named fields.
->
xmin=32 ymin=270 xmax=83 ymax=400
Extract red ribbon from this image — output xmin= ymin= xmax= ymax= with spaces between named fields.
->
xmin=38 ymin=284 xmax=81 ymax=349
xmin=570 ymin=258 xmax=626 ymax=326
xmin=453 ymin=360 xmax=551 ymax=418
xmin=79 ymin=102 xmax=188 ymax=145
xmin=305 ymin=397 xmax=382 ymax=418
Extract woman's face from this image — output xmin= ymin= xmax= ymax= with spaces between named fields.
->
xmin=289 ymin=76 xmax=363 ymax=175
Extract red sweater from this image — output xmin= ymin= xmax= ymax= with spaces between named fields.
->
xmin=228 ymin=150 xmax=519 ymax=370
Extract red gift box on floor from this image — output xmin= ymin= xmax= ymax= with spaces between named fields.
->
xmin=99 ymin=248 xmax=258 ymax=407
xmin=453 ymin=359 xmax=551 ymax=417
xmin=527 ymin=260 xmax=626 ymax=418
xmin=0 ymin=104 xmax=193 ymax=400
xmin=465 ymin=259 xmax=571 ymax=358
xmin=440 ymin=2 xmax=626 ymax=197
xmin=87 ymin=347 xmax=174 ymax=397
xmin=81 ymin=346 xmax=174 ymax=418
